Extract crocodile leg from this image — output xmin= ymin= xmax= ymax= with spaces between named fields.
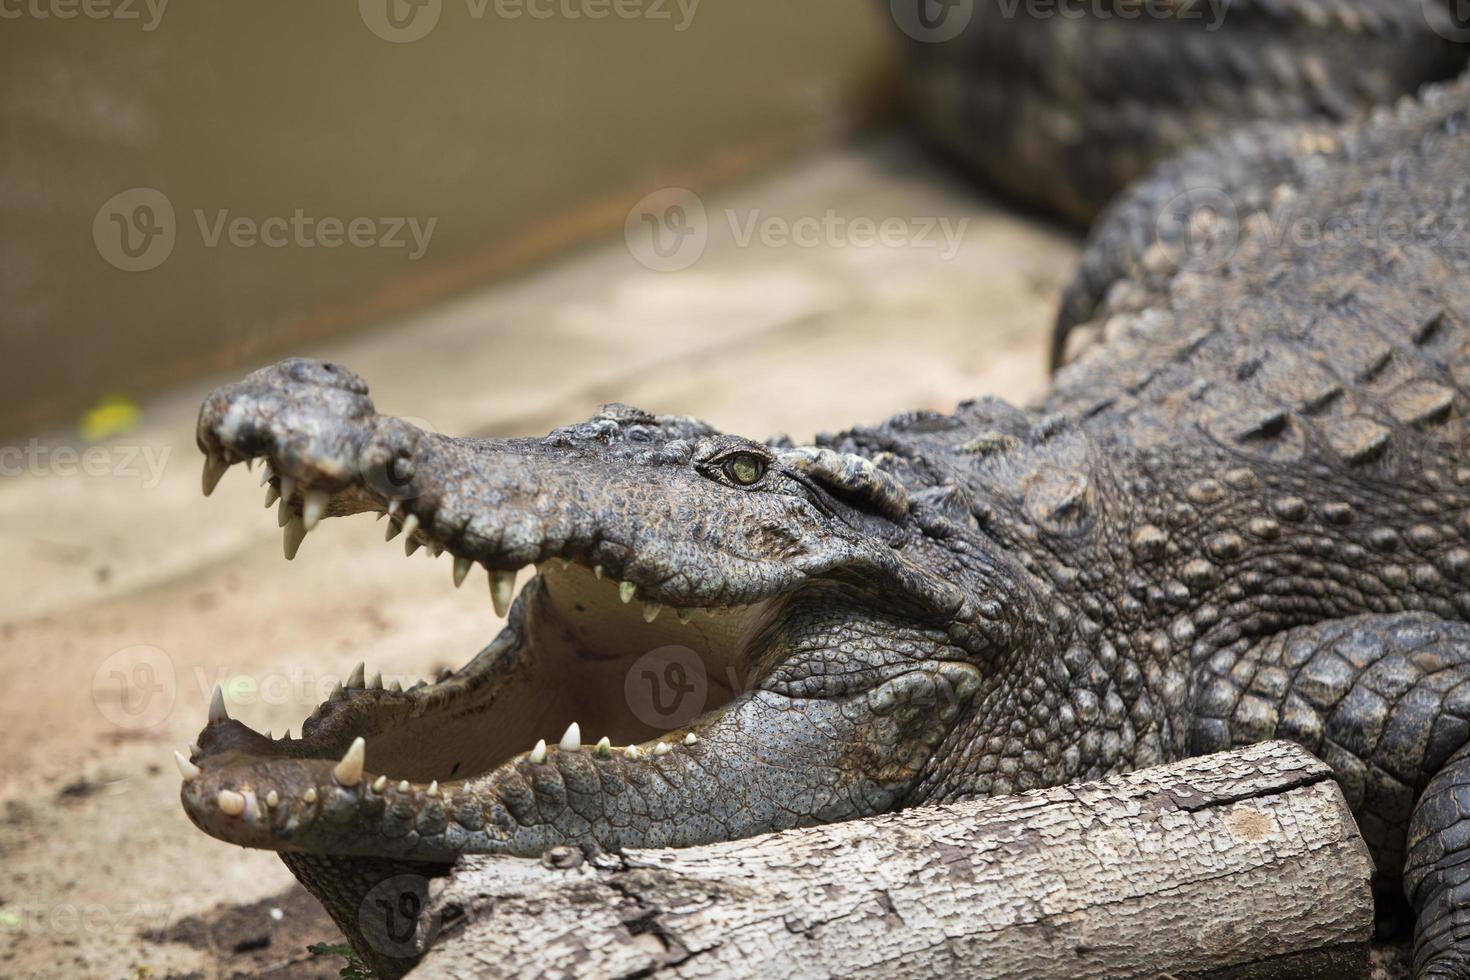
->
xmin=1190 ymin=612 xmax=1470 ymax=971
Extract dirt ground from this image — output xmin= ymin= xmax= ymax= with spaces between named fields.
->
xmin=0 ymin=140 xmax=1073 ymax=979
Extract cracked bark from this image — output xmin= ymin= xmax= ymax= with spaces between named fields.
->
xmin=412 ymin=742 xmax=1374 ymax=978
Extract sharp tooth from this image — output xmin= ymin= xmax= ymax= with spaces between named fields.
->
xmin=619 ymin=581 xmax=636 ymax=604
xmin=333 ymin=736 xmax=366 ymax=787
xmin=329 ymin=681 xmax=345 ymax=701
xmin=244 ymin=458 xmax=255 ymax=472
xmin=282 ymin=729 xmax=291 ymax=741
xmin=283 ymin=515 xmax=308 ymax=560
xmin=398 ymin=780 xmax=411 ymax=793
xmin=676 ymin=608 xmax=693 ymax=624
xmin=594 ymin=565 xmax=604 ymax=580
xmin=642 ymin=600 xmax=662 ymax=623
xmin=264 ymin=484 xmax=280 ymax=508
xmin=372 ymin=775 xmax=387 ymax=793
xmin=426 ymin=780 xmax=440 ymax=798
xmin=174 ymin=751 xmax=200 ymax=780
xmin=368 ymin=672 xmax=383 ymax=690
xmin=401 ymin=513 xmax=420 ymax=543
xmin=405 ymin=538 xmax=422 ymax=557
xmin=202 ymin=455 xmax=229 ymax=496
xmin=188 ymin=742 xmax=202 ymax=756
xmin=265 ymin=790 xmax=279 ymax=808
xmin=208 ymin=685 xmax=229 ymax=725
xmin=388 ymin=500 xmax=402 ymax=518
xmin=490 ymin=570 xmax=516 ymax=618
xmin=260 ymin=462 xmax=274 ymax=486
xmin=264 ymin=729 xmax=272 ymax=740
xmin=453 ymin=556 xmax=472 ymax=587
xmin=683 ymin=732 xmax=699 ymax=746
xmin=388 ymin=679 xmax=403 ymax=693
xmin=303 ymin=787 xmax=318 ymax=804
xmin=277 ymin=497 xmax=292 ymax=527
xmin=654 ymin=741 xmax=671 ymax=756
xmin=559 ymin=722 xmax=581 ymax=751
xmin=437 ymin=667 xmax=453 ymax=682
xmin=595 ymin=737 xmax=612 ymax=758
xmin=302 ymin=490 xmax=329 ymax=531
xmin=385 ymin=518 xmax=403 ymax=541
xmin=430 ymin=545 xmax=443 ymax=558
xmin=624 ymin=745 xmax=641 ymax=760
xmin=346 ymin=662 xmax=366 ymax=689
xmin=217 ymin=789 xmax=245 ymax=815
xmin=280 ymin=476 xmax=296 ymax=503
xmin=529 ymin=739 xmax=547 ymax=764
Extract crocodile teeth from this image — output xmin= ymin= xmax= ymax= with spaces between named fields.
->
xmin=174 ymin=751 xmax=200 ymax=780
xmin=385 ymin=518 xmax=403 ymax=541
xmin=619 ymin=581 xmax=636 ymax=604
xmin=346 ymin=662 xmax=365 ymax=689
xmin=283 ymin=515 xmax=308 ymax=560
xmin=453 ymin=556 xmax=472 ymax=588
xmin=333 ymin=737 xmax=366 ymax=787
xmin=202 ymin=455 xmax=229 ymax=496
xmin=217 ymin=789 xmax=245 ymax=816
xmin=277 ymin=497 xmax=292 ymax=527
xmin=398 ymin=780 xmax=411 ymax=793
xmin=595 ymin=736 xmax=612 ymax=757
xmin=265 ymin=790 xmax=279 ymax=808
xmin=329 ymin=681 xmax=345 ymax=701
xmin=624 ymin=745 xmax=641 ymax=760
xmin=683 ymin=732 xmax=699 ymax=746
xmin=642 ymin=600 xmax=662 ymax=623
xmin=388 ymin=679 xmax=403 ymax=693
xmin=594 ymin=565 xmax=604 ymax=580
xmin=208 ymin=685 xmax=229 ymax=725
xmin=400 ymin=513 xmax=420 ymax=548
xmin=280 ymin=476 xmax=296 ymax=504
xmin=188 ymin=742 xmax=202 ymax=756
xmin=302 ymin=489 xmax=330 ymax=531
xmin=426 ymin=780 xmax=440 ymax=798
xmin=490 ymin=570 xmax=515 ymax=618
xmin=368 ymin=672 xmax=383 ymax=690
xmin=372 ymin=775 xmax=387 ymax=793
xmin=388 ymin=500 xmax=401 ymax=518
xmin=676 ymin=608 xmax=693 ymax=624
xmin=264 ymin=484 xmax=280 ymax=508
xmin=559 ymin=722 xmax=581 ymax=751
xmin=259 ymin=462 xmax=273 ymax=486
xmin=303 ymin=787 xmax=317 ymax=803
xmin=406 ymin=538 xmax=423 ymax=556
xmin=654 ymin=741 xmax=671 ymax=756
xmin=529 ymin=739 xmax=547 ymax=763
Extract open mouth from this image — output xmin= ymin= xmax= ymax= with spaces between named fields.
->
xmin=180 ymin=452 xmax=777 ymax=860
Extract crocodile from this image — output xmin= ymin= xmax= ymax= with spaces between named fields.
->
xmin=180 ymin=7 xmax=1470 ymax=979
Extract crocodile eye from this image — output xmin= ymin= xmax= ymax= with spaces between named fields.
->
xmin=723 ymin=453 xmax=766 ymax=486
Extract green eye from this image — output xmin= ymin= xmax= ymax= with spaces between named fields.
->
xmin=723 ymin=453 xmax=766 ymax=486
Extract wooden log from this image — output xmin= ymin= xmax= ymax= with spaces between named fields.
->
xmin=413 ymin=741 xmax=1375 ymax=979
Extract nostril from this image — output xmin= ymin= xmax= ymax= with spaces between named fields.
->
xmin=280 ymin=358 xmax=370 ymax=395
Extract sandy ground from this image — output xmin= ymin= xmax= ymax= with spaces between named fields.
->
xmin=0 ymin=139 xmax=1073 ymax=979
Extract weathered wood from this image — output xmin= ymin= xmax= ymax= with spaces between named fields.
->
xmin=413 ymin=742 xmax=1374 ymax=979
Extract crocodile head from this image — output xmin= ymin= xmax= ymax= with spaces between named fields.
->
xmin=180 ymin=359 xmax=1022 ymax=968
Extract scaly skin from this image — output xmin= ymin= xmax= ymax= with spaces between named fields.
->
xmin=181 ymin=23 xmax=1470 ymax=980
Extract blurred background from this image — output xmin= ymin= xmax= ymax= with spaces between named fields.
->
xmin=0 ymin=2 xmax=1069 ymax=977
